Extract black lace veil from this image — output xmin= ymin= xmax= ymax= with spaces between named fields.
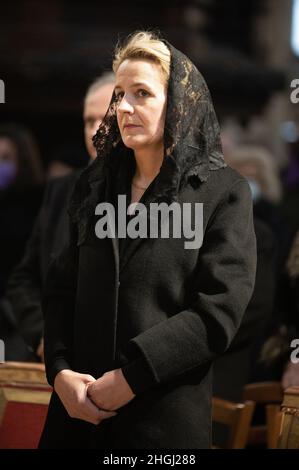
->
xmin=68 ymin=39 xmax=226 ymax=241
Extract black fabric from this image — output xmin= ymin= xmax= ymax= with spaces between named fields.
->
xmin=0 ymin=185 xmax=43 ymax=296
xmin=112 ymin=151 xmax=159 ymax=264
xmin=109 ymin=153 xmax=163 ymax=395
xmin=40 ymin=40 xmax=256 ymax=449
xmin=5 ymin=171 xmax=81 ymax=355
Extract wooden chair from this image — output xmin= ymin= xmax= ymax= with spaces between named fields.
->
xmin=266 ymin=404 xmax=283 ymax=448
xmin=0 ymin=361 xmax=48 ymax=386
xmin=243 ymin=381 xmax=284 ymax=448
xmin=212 ymin=397 xmax=255 ymax=448
xmin=278 ymin=386 xmax=299 ymax=449
xmin=0 ymin=362 xmax=51 ymax=448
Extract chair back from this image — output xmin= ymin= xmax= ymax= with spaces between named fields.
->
xmin=212 ymin=397 xmax=255 ymax=448
xmin=278 ymin=386 xmax=299 ymax=449
xmin=0 ymin=362 xmax=51 ymax=448
xmin=0 ymin=361 xmax=48 ymax=386
xmin=243 ymin=381 xmax=283 ymax=448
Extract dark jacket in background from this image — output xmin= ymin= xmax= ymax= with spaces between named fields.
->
xmin=212 ymin=217 xmax=275 ymax=447
xmin=4 ymin=172 xmax=80 ymax=358
xmin=0 ymin=186 xmax=43 ymax=296
xmin=0 ymin=185 xmax=43 ymax=360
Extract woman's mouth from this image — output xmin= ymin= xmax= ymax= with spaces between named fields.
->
xmin=124 ymin=124 xmax=140 ymax=129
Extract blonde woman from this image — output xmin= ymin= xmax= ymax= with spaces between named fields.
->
xmin=39 ymin=31 xmax=256 ymax=449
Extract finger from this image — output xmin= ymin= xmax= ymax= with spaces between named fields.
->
xmin=84 ymin=408 xmax=117 ymax=425
xmin=79 ymin=409 xmax=103 ymax=425
xmin=83 ymin=374 xmax=96 ymax=383
xmin=85 ymin=381 xmax=95 ymax=392
xmin=98 ymin=409 xmax=117 ymax=420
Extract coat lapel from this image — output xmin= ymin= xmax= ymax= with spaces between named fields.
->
xmin=104 ymin=169 xmax=120 ymax=279
xmin=110 ymin=144 xmax=212 ymax=275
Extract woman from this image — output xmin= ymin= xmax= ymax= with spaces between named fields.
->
xmin=39 ymin=31 xmax=256 ymax=449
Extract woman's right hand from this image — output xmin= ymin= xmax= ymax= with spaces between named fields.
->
xmin=54 ymin=369 xmax=117 ymax=425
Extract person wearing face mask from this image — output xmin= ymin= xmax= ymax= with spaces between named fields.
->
xmin=211 ymin=147 xmax=278 ymax=446
xmin=39 ymin=31 xmax=256 ymax=449
xmin=3 ymin=74 xmax=114 ymax=362
xmin=0 ymin=124 xmax=44 ymax=297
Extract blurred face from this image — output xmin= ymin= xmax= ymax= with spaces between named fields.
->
xmin=0 ymin=137 xmax=18 ymax=190
xmin=115 ymin=59 xmax=167 ymax=153
xmin=230 ymin=161 xmax=259 ymax=180
xmin=0 ymin=137 xmax=18 ymax=166
xmin=84 ymin=83 xmax=114 ymax=160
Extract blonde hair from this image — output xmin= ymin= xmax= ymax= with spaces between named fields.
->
xmin=112 ymin=31 xmax=171 ymax=83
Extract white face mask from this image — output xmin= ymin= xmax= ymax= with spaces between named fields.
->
xmin=247 ymin=178 xmax=262 ymax=203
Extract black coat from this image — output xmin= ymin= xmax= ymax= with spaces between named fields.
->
xmin=39 ymin=165 xmax=256 ymax=449
xmin=39 ymin=43 xmax=257 ymax=449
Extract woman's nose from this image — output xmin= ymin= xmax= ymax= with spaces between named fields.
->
xmin=118 ymin=95 xmax=134 ymax=114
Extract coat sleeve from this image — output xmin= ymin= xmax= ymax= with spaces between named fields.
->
xmin=41 ymin=216 xmax=78 ymax=386
xmin=121 ymin=179 xmax=257 ymax=393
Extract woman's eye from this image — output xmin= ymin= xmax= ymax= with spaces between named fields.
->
xmin=115 ymin=92 xmax=124 ymax=99
xmin=137 ymin=89 xmax=150 ymax=97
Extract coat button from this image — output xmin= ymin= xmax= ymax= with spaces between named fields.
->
xmin=118 ymin=281 xmax=120 ymax=287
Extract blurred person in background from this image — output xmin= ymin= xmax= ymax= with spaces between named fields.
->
xmin=258 ymin=223 xmax=299 ymax=389
xmin=280 ymin=117 xmax=299 ymax=234
xmin=2 ymin=73 xmax=114 ymax=362
xmin=225 ymin=145 xmax=282 ymax=235
xmin=0 ymin=123 xmax=44 ymax=296
xmin=212 ymin=144 xmax=277 ymax=446
xmin=225 ymin=146 xmax=299 ymax=390
xmin=46 ymin=143 xmax=89 ymax=180
xmin=281 ymin=230 xmax=299 ymax=388
xmin=46 ymin=75 xmax=115 ymax=180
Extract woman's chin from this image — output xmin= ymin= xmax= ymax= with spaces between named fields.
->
xmin=122 ymin=136 xmax=147 ymax=150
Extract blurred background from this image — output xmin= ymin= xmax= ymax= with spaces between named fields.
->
xmin=0 ymin=0 xmax=296 ymax=166
xmin=1 ymin=0 xmax=299 ymax=450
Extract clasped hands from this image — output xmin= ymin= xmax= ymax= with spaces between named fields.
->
xmin=54 ymin=368 xmax=136 ymax=425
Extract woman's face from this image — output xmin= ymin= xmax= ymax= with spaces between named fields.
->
xmin=115 ymin=59 xmax=167 ymax=152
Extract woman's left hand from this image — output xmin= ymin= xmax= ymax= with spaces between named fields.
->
xmin=87 ymin=368 xmax=136 ymax=411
